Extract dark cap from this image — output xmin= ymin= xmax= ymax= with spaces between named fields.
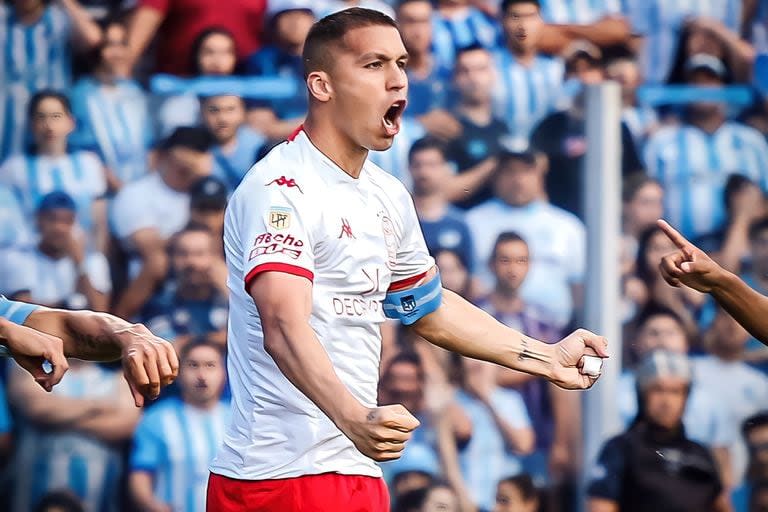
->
xmin=36 ymin=190 xmax=77 ymax=214
xmin=160 ymin=126 xmax=215 ymax=153
xmin=501 ymin=0 xmax=540 ymax=14
xmin=190 ymin=176 xmax=228 ymax=211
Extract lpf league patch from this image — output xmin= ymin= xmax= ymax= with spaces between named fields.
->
xmin=269 ymin=206 xmax=292 ymax=230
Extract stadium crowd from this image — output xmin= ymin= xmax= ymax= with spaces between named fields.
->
xmin=2 ymin=0 xmax=768 ymax=510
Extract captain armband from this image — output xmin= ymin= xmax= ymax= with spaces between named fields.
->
xmin=383 ymin=272 xmax=443 ymax=325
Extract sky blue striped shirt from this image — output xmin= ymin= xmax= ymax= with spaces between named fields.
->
xmin=491 ymin=50 xmax=565 ymax=147
xmin=0 ymin=5 xmax=72 ymax=161
xmin=131 ymin=397 xmax=230 ymax=512
xmin=70 ymin=77 xmax=154 ymax=185
xmin=11 ymin=363 xmax=125 ymax=512
xmin=539 ymin=0 xmax=622 ymax=23
xmin=211 ymin=126 xmax=266 ymax=192
xmin=644 ymin=122 xmax=768 ymax=239
xmin=431 ymin=8 xmax=500 ymax=71
xmin=623 ymin=0 xmax=742 ymax=83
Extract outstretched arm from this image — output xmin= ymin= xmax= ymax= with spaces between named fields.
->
xmin=409 ymin=272 xmax=609 ymax=390
xmin=21 ymin=307 xmax=178 ymax=405
xmin=658 ymin=219 xmax=768 ymax=344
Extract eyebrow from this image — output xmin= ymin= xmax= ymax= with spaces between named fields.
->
xmin=357 ymin=52 xmax=409 ymax=63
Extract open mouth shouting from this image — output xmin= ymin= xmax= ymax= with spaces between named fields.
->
xmin=382 ymin=99 xmax=407 ymax=136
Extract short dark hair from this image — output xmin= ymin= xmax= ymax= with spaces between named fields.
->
xmin=749 ymin=217 xmax=768 ymax=242
xmin=408 ymin=136 xmax=447 ymax=164
xmin=622 ymin=172 xmax=659 ymax=204
xmin=743 ymin=411 xmax=768 ymax=440
xmin=634 ymin=303 xmax=687 ymax=334
xmin=302 ymin=7 xmax=399 ymax=79
xmin=490 ymin=231 xmax=528 ymax=262
xmin=179 ymin=336 xmax=226 ymax=364
xmin=500 ymin=0 xmax=540 ymax=15
xmin=190 ymin=176 xmax=228 ymax=211
xmin=160 ymin=126 xmax=215 ymax=153
xmin=455 ymin=43 xmax=488 ymax=62
xmin=498 ymin=473 xmax=538 ymax=502
xmin=169 ymin=224 xmax=214 ymax=257
xmin=396 ymin=0 xmax=431 ymax=11
xmin=28 ymin=90 xmax=72 ymax=120
xmin=382 ymin=351 xmax=424 ymax=382
xmin=34 ymin=490 xmax=84 ymax=512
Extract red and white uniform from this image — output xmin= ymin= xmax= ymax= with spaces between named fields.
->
xmin=209 ymin=128 xmax=434 ymax=483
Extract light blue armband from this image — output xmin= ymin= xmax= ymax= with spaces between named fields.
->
xmin=383 ymin=272 xmax=442 ymax=325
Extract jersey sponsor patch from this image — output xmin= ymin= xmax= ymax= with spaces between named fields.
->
xmin=269 ymin=206 xmax=292 ymax=230
xmin=249 ymin=232 xmax=305 ymax=261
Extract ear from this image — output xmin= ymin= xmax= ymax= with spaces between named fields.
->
xmin=307 ymin=71 xmax=333 ymax=102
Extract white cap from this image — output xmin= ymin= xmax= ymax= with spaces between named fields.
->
xmin=266 ymin=0 xmax=317 ymax=21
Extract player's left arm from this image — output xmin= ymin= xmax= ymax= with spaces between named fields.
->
xmin=405 ymin=269 xmax=607 ymax=390
xmin=22 ymin=307 xmax=179 ymax=405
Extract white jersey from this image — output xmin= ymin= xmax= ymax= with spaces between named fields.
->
xmin=210 ymin=128 xmax=434 ymax=480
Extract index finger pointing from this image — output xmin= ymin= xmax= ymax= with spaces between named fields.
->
xmin=656 ymin=219 xmax=692 ymax=250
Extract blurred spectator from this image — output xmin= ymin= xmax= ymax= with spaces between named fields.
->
xmin=2 ymin=192 xmax=111 ymax=311
xmin=625 ymin=225 xmax=705 ymax=335
xmin=752 ymin=482 xmax=768 ymax=512
xmin=694 ymin=174 xmax=766 ymax=272
xmin=532 ymin=0 xmax=630 ymax=55
xmin=493 ymin=0 xmax=563 ymax=151
xmin=617 ymin=306 xmax=734 ymax=486
xmin=467 ymin=150 xmax=585 ymax=329
xmin=7 ymin=358 xmax=140 ymax=512
xmin=447 ymin=354 xmax=534 ymax=511
xmin=321 ymin=0 xmax=394 ymax=18
xmin=201 ymin=94 xmax=265 ymax=192
xmin=156 ymin=28 xmax=239 ymax=136
xmin=0 ymin=0 xmax=102 ymax=161
xmin=125 ymin=0 xmax=265 ymax=76
xmin=562 ymin=40 xmax=605 ymax=85
xmin=741 ymin=100 xmax=768 ymax=143
xmin=644 ymin=54 xmax=768 ymax=241
xmin=394 ymin=481 xmax=460 ymax=512
xmin=0 ymin=91 xmax=109 ymax=255
xmin=493 ymin=473 xmax=539 ymax=512
xmin=431 ymin=0 xmax=500 ymax=69
xmin=396 ymin=0 xmax=451 ymax=118
xmin=245 ymin=0 xmax=315 ymax=141
xmin=408 ymin=137 xmax=474 ymax=270
xmin=621 ymin=174 xmax=664 ymax=320
xmin=666 ymin=18 xmax=755 ymax=84
xmin=33 ymin=490 xmax=85 ymax=512
xmin=587 ymin=350 xmax=729 ymax=512
xmin=0 ymin=379 xmax=12 ymax=468
xmin=696 ymin=308 xmax=768 ymax=485
xmin=70 ymin=18 xmax=153 ymax=190
xmin=445 ymin=44 xmax=511 ymax=209
xmin=142 ymin=225 xmax=228 ymax=351
xmin=605 ymin=52 xmax=660 ymax=148
xmin=0 ymin=184 xmax=31 ymax=249
xmin=529 ymin=77 xmax=643 ymax=219
xmin=734 ymin=412 xmax=768 ymax=511
xmin=623 ymin=0 xmax=746 ymax=83
xmin=476 ymin=233 xmax=577 ymax=497
xmin=129 ymin=338 xmax=229 ymax=512
xmin=111 ymin=126 xmax=214 ymax=319
xmin=189 ymin=175 xmax=229 ymax=255
xmin=379 ymin=352 xmax=460 ymax=484
xmin=434 ymin=248 xmax=472 ymax=298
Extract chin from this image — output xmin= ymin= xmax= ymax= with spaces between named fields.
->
xmin=367 ymin=135 xmax=396 ymax=152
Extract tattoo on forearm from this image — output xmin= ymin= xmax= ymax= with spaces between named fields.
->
xmin=518 ymin=337 xmax=551 ymax=365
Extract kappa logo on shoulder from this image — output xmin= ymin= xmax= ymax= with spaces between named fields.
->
xmin=266 ymin=175 xmax=303 ymax=194
xmin=337 ymin=218 xmax=355 ymax=239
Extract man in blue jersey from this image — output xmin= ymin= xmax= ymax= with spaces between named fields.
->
xmin=0 ymin=296 xmax=178 ymax=405
xmin=130 ymin=338 xmax=229 ymax=512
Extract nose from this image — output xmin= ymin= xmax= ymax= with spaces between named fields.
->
xmin=387 ymin=63 xmax=407 ymax=92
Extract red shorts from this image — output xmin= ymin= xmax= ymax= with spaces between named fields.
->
xmin=206 ymin=472 xmax=390 ymax=511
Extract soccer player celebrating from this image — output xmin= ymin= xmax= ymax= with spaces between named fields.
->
xmin=207 ymin=8 xmax=609 ymax=511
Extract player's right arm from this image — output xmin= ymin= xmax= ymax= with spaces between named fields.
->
xmin=658 ymin=219 xmax=768 ymax=345
xmin=250 ymin=271 xmax=419 ymax=462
